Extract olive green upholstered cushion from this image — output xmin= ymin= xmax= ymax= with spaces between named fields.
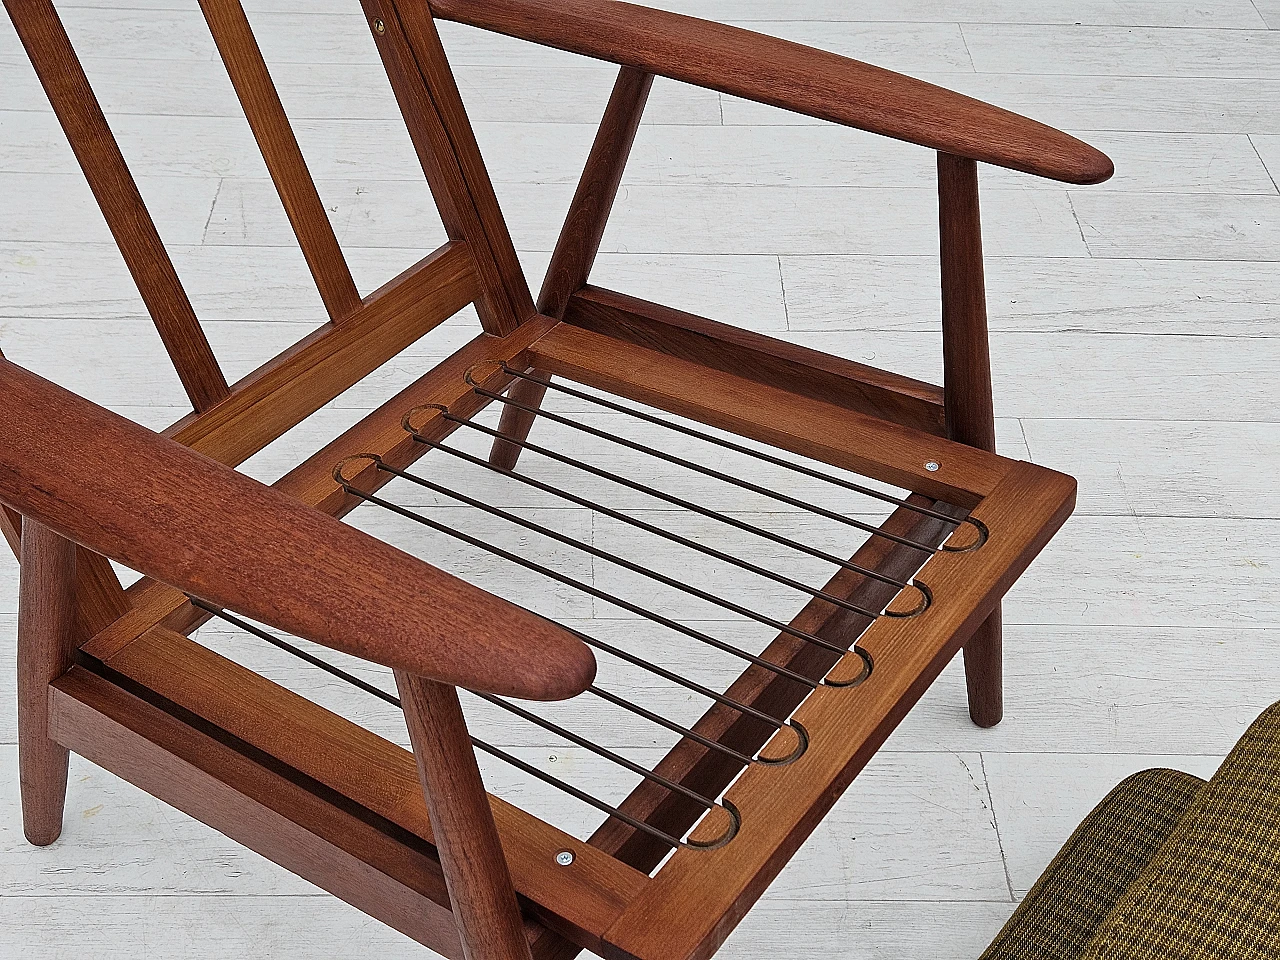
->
xmin=981 ymin=768 xmax=1206 ymax=960
xmin=1079 ymin=702 xmax=1280 ymax=960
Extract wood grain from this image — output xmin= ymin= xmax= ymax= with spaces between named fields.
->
xmin=0 ymin=357 xmax=595 ymax=700
xmin=603 ymin=461 xmax=1076 ymax=960
xmin=537 ymin=67 xmax=653 ymax=320
xmin=428 ymin=0 xmax=1114 ymax=184
xmin=80 ymin=315 xmax=560 ymax=663
xmin=588 ymin=498 xmax=950 ymax=872
xmin=16 ymin=520 xmax=77 ymax=845
xmin=361 ymin=0 xmax=532 ymax=335
xmin=0 ymin=505 xmax=19 ymax=558
xmin=100 ymin=624 xmax=648 ymax=953
xmin=0 ymin=349 xmax=132 ymax=639
xmin=397 ymin=673 xmax=535 ymax=960
xmin=48 ymin=666 xmax=468 ymax=959
xmin=391 ymin=0 xmax=537 ymax=328
xmin=2 ymin=0 xmax=230 ymax=412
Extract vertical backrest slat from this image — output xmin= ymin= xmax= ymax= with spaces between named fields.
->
xmin=361 ymin=0 xmax=534 ymax=335
xmin=4 ymin=0 xmax=230 ymax=412
xmin=198 ymin=0 xmax=363 ymax=323
xmin=393 ymin=2 xmax=535 ymax=326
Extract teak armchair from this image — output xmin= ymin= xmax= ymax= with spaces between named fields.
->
xmin=1 ymin=1 xmax=1112 ymax=958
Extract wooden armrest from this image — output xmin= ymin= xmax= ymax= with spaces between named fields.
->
xmin=0 ymin=359 xmax=595 ymax=701
xmin=429 ymin=0 xmax=1113 ymax=185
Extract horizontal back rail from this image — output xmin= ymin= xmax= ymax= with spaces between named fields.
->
xmin=163 ymin=240 xmax=480 ymax=467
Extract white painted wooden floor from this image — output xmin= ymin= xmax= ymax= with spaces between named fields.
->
xmin=2 ymin=1 xmax=1279 ymax=957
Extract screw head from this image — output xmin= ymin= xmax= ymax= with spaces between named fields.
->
xmin=925 ymin=460 xmax=941 ymax=472
xmin=373 ymin=17 xmax=386 ymax=34
xmin=555 ymin=850 xmax=575 ymax=866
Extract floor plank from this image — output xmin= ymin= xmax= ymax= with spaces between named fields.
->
xmin=649 ymin=1 xmax=1268 ymax=29
xmin=781 ymin=255 xmax=1280 ymax=336
xmin=984 ymin=752 xmax=1221 ymax=897
xmin=961 ymin=23 xmax=1280 ymax=79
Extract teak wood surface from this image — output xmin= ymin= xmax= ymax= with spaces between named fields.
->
xmin=0 ymin=1 xmax=1112 ymax=958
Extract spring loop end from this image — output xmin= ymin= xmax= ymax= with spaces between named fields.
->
xmin=942 ymin=517 xmax=990 ymax=553
xmin=685 ymin=799 xmax=741 ymax=850
xmin=757 ymin=719 xmax=810 ymax=767
xmin=333 ymin=453 xmax=384 ymax=487
xmin=402 ymin=404 xmax=450 ymax=435
xmin=825 ymin=647 xmax=874 ymax=688
xmin=464 ymin=360 xmax=508 ymax=388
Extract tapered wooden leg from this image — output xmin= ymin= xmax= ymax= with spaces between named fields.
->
xmin=938 ymin=152 xmax=1003 ymax=728
xmin=962 ymin=611 xmax=1003 ymax=727
xmin=395 ymin=671 xmax=533 ymax=960
xmin=17 ymin=519 xmax=79 ymax=845
xmin=488 ymin=373 xmax=549 ymax=471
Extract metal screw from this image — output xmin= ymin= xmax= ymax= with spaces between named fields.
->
xmin=925 ymin=461 xmax=941 ymax=472
xmin=555 ymin=850 xmax=575 ymax=866
xmin=373 ymin=17 xmax=386 ymax=34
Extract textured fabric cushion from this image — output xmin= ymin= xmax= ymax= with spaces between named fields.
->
xmin=981 ymin=768 xmax=1206 ymax=960
xmin=1080 ymin=703 xmax=1280 ymax=960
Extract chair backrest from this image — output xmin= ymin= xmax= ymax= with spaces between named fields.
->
xmin=3 ymin=0 xmax=530 ymax=452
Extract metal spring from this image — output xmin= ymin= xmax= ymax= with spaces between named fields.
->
xmin=402 ymin=425 xmax=928 ymax=619
xmin=402 ymin=406 xmax=932 ymax=603
xmin=188 ymin=598 xmax=745 ymax=850
xmin=335 ymin=468 xmax=824 ymax=689
xmin=193 ymin=373 xmax=957 ymax=853
xmin=336 ymin=454 xmax=875 ymax=689
xmin=464 ymin=364 xmax=984 ymax=554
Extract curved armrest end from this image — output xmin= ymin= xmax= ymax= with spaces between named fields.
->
xmin=431 ymin=0 xmax=1114 ymax=185
xmin=0 ymin=359 xmax=596 ymax=701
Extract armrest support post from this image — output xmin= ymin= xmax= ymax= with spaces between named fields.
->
xmin=491 ymin=64 xmax=654 ymax=471
xmin=937 ymin=151 xmax=1002 ymax=728
xmin=17 ymin=519 xmax=78 ymax=845
xmin=395 ymin=671 xmax=534 ymax=960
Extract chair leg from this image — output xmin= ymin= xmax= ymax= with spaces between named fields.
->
xmin=488 ymin=373 xmax=549 ymax=471
xmin=938 ymin=151 xmax=1003 ymax=728
xmin=963 ymin=610 xmax=1003 ymax=728
xmin=16 ymin=519 xmax=79 ymax=846
xmin=396 ymin=671 xmax=534 ymax=960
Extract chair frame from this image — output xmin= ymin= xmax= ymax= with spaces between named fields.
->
xmin=1 ymin=1 xmax=1111 ymax=958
